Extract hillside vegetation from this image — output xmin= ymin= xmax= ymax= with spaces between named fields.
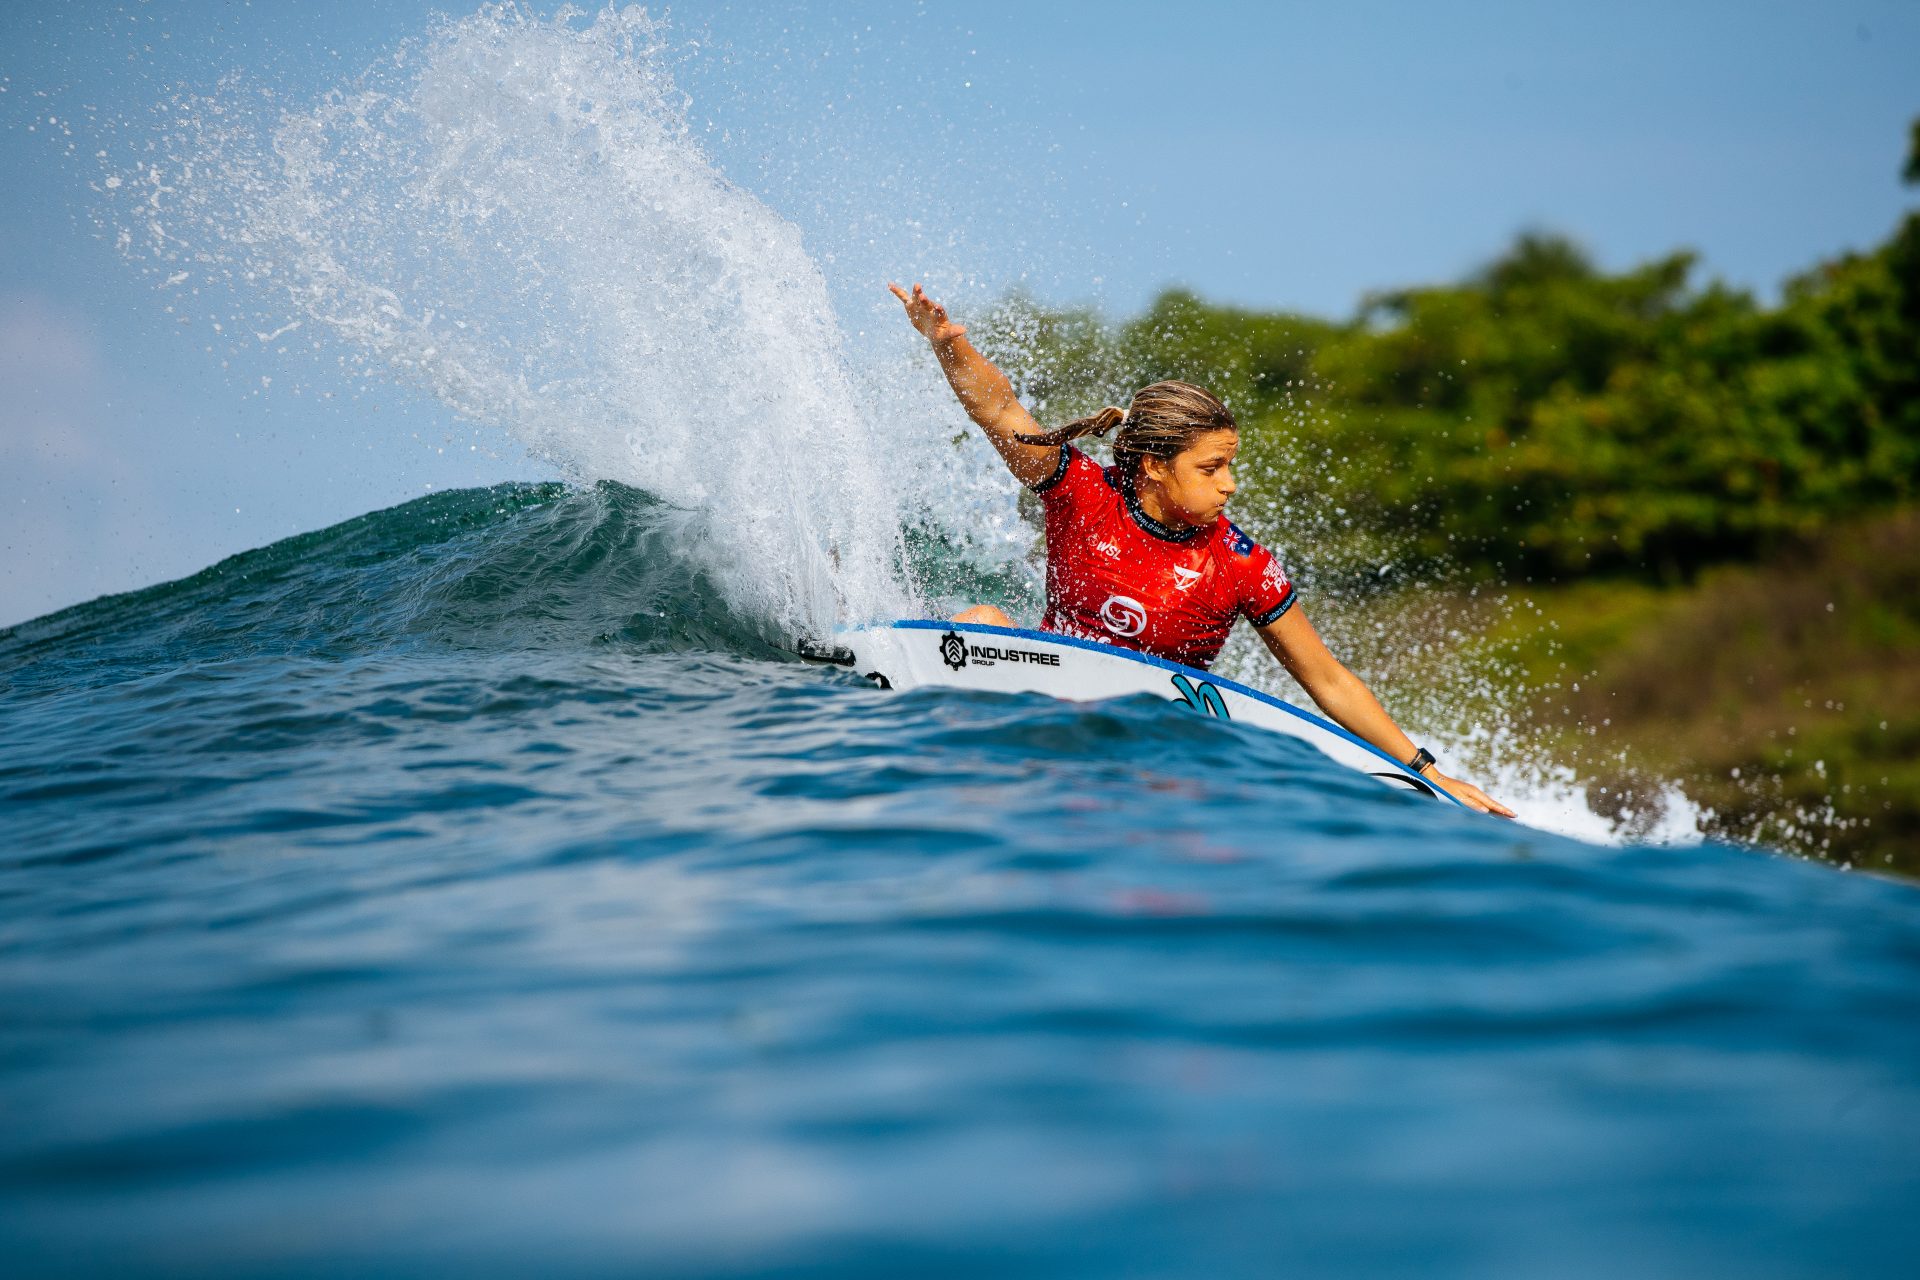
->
xmin=1490 ymin=510 xmax=1920 ymax=872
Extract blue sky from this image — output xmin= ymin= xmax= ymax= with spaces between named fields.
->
xmin=2 ymin=1 xmax=1916 ymax=626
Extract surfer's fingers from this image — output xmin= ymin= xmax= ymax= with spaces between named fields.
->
xmin=1454 ymin=779 xmax=1516 ymax=819
xmin=1475 ymin=789 xmax=1517 ymax=819
xmin=887 ymin=281 xmax=910 ymax=303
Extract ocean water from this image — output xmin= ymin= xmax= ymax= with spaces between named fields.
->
xmin=4 ymin=483 xmax=1920 ymax=1278
xmin=11 ymin=7 xmax=1920 ymax=1275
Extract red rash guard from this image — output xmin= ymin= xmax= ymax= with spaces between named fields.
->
xmin=1031 ymin=446 xmax=1296 ymax=670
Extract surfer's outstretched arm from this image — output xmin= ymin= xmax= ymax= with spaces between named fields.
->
xmin=1258 ymin=608 xmax=1516 ymax=818
xmin=888 ymin=282 xmax=1059 ymax=487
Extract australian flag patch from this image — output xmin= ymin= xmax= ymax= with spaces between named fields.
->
xmin=1224 ymin=521 xmax=1255 ymax=557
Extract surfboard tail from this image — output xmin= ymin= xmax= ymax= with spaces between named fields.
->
xmin=793 ymin=637 xmax=856 ymax=665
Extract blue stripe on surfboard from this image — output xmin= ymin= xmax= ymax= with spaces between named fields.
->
xmin=884 ymin=619 xmax=1463 ymax=806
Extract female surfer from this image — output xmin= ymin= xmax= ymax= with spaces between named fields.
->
xmin=890 ymin=281 xmax=1515 ymax=817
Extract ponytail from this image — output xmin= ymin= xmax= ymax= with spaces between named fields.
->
xmin=1015 ymin=405 xmax=1126 ymax=450
xmin=1015 ymin=382 xmax=1236 ymax=476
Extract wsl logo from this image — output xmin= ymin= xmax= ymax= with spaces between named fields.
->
xmin=938 ymin=630 xmax=969 ymax=671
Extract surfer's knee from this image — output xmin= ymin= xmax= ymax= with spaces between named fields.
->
xmin=952 ymin=604 xmax=1014 ymax=627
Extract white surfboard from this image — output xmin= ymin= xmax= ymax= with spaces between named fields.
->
xmin=823 ymin=620 xmax=1458 ymax=805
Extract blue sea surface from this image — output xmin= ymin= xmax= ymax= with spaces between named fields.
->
xmin=3 ymin=484 xmax=1919 ymax=1277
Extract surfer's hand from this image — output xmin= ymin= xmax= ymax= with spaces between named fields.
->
xmin=1431 ymin=772 xmax=1517 ymax=819
xmin=888 ymin=281 xmax=967 ymax=345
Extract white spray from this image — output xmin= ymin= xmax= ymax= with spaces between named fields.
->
xmin=114 ymin=5 xmax=920 ymax=640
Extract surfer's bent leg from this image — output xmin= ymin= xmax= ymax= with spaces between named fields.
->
xmin=952 ymin=604 xmax=1014 ymax=627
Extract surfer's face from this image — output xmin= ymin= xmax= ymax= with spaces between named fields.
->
xmin=1142 ymin=429 xmax=1239 ymax=527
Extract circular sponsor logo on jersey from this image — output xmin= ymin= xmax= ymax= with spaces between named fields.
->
xmin=938 ymin=629 xmax=969 ymax=671
xmin=1099 ymin=594 xmax=1147 ymax=637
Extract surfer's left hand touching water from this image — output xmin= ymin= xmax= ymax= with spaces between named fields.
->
xmin=891 ymin=280 xmax=1516 ymax=818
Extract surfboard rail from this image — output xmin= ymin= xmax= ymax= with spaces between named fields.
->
xmin=829 ymin=620 xmax=1460 ymax=805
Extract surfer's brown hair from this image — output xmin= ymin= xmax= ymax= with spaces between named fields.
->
xmin=1017 ymin=380 xmax=1237 ymax=475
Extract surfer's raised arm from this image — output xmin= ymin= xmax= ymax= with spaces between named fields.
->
xmin=889 ymin=282 xmax=1059 ymax=487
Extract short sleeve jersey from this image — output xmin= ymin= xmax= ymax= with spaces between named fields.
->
xmin=1031 ymin=446 xmax=1295 ymax=670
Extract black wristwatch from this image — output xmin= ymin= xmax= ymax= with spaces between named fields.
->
xmin=1406 ymin=747 xmax=1437 ymax=777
